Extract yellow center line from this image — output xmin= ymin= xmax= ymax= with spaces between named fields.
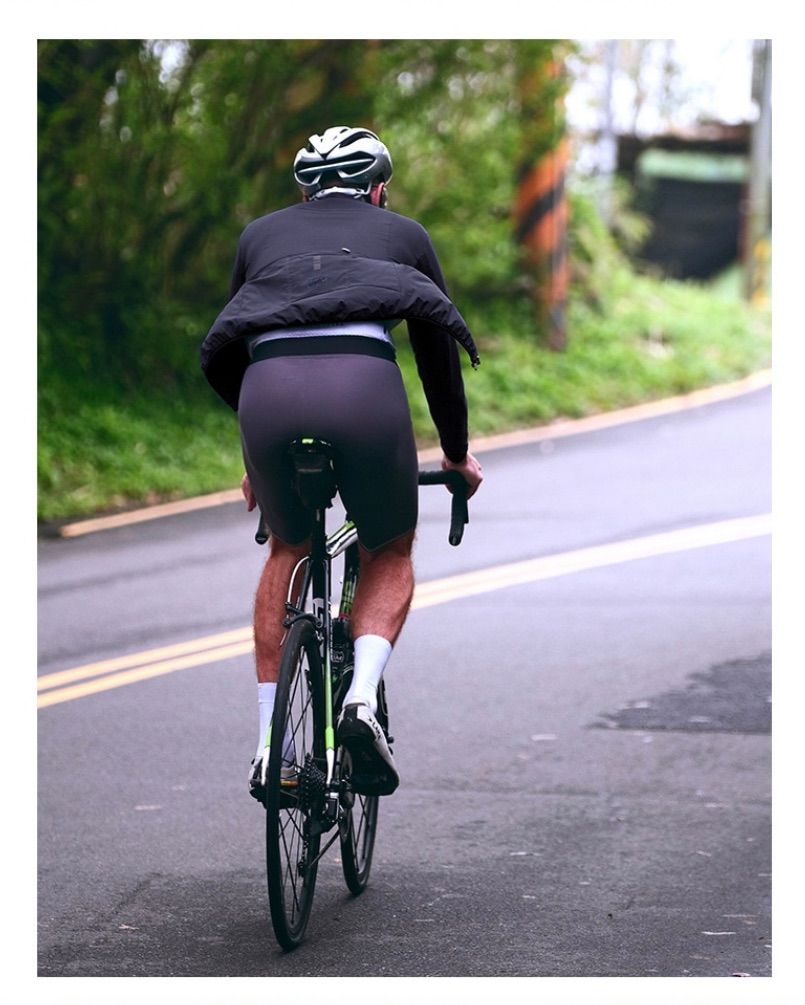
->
xmin=37 ymin=626 xmax=253 ymax=692
xmin=36 ymin=640 xmax=255 ymax=709
xmin=38 ymin=513 xmax=770 ymax=709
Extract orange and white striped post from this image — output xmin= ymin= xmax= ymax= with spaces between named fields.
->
xmin=514 ymin=54 xmax=570 ymax=351
xmin=515 ymin=136 xmax=570 ymax=350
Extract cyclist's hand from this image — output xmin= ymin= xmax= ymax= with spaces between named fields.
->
xmin=241 ymin=472 xmax=257 ymax=512
xmin=442 ymin=451 xmax=483 ymax=499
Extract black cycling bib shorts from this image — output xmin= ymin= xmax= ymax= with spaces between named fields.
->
xmin=237 ymin=335 xmax=419 ymax=552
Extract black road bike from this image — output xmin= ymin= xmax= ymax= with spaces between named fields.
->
xmin=254 ymin=437 xmax=468 ymax=950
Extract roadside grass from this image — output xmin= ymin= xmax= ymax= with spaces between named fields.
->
xmin=403 ymin=265 xmax=770 ymax=442
xmin=38 ymin=268 xmax=770 ymax=524
xmin=38 ymin=386 xmax=243 ymax=522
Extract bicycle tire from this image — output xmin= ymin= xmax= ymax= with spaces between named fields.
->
xmin=265 ymin=618 xmax=325 ymax=950
xmin=339 ymin=765 xmax=379 ymax=894
xmin=338 ymin=679 xmax=385 ymax=893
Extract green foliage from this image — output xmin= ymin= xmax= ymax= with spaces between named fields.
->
xmin=37 ymin=40 xmax=771 ymax=523
xmin=373 ymin=41 xmax=523 ymax=298
xmin=38 ymin=39 xmax=379 ymax=390
xmin=37 ymin=38 xmax=569 ymax=395
xmin=401 ymin=267 xmax=770 ymax=445
xmin=38 ymin=267 xmax=770 ymax=522
xmin=567 ymin=178 xmax=653 ymax=310
xmin=38 ymin=373 xmax=242 ymax=519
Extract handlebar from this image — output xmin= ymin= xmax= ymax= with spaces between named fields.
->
xmin=417 ymin=468 xmax=469 ymax=546
xmin=255 ymin=469 xmax=470 ymax=546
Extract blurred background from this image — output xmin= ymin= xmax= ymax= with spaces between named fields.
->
xmin=37 ymin=39 xmax=772 ymax=525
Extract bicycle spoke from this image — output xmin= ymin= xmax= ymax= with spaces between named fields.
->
xmin=279 ymin=818 xmax=303 ymax=917
xmin=339 ymin=757 xmax=379 ymax=894
xmin=266 ymin=618 xmax=325 ymax=949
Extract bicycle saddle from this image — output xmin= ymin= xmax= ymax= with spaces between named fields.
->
xmin=288 ymin=437 xmax=338 ymax=510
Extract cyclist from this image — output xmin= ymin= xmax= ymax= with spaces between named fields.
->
xmin=200 ymin=126 xmax=483 ymax=801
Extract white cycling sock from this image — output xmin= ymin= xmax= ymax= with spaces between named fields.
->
xmin=256 ymin=682 xmax=296 ymax=766
xmin=256 ymin=682 xmax=277 ymax=759
xmin=344 ymin=635 xmax=392 ymax=715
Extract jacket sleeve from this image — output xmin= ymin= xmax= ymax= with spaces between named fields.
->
xmin=408 ymin=321 xmax=469 ymax=461
xmin=407 ymin=227 xmax=469 ymax=462
xmin=229 ymin=232 xmax=248 ymax=300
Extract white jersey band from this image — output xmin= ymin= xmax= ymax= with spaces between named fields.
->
xmin=247 ymin=322 xmax=392 ymax=358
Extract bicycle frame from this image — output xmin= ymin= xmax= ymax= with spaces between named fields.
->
xmin=256 ymin=461 xmax=467 ymax=796
xmin=281 ymin=507 xmax=360 ymax=791
xmin=258 ymin=449 xmax=469 ymax=948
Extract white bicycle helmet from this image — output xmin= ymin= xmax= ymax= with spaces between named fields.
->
xmin=293 ymin=126 xmax=393 ymax=198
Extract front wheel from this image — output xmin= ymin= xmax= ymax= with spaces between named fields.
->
xmin=265 ymin=618 xmax=325 ymax=950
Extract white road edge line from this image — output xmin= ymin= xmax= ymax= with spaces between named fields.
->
xmin=411 ymin=513 xmax=771 ymax=609
xmin=57 ymin=369 xmax=771 ymax=538
xmin=39 ymin=513 xmax=771 ymax=707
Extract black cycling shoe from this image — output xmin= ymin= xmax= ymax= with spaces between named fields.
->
xmin=337 ymin=703 xmax=399 ymax=796
xmin=249 ymin=757 xmax=298 ymax=808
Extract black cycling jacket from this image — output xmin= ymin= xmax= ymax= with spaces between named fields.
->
xmin=200 ymin=194 xmax=479 ymax=462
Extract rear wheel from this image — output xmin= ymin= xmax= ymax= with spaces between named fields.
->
xmin=339 ymin=764 xmax=379 ymax=894
xmin=265 ymin=619 xmax=325 ymax=950
xmin=338 ymin=679 xmax=385 ymax=893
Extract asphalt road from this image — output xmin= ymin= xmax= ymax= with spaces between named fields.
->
xmin=37 ymin=384 xmax=772 ymax=978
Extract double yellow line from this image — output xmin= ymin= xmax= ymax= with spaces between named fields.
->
xmin=38 ymin=513 xmax=771 ymax=710
xmin=37 ymin=627 xmax=255 ymax=708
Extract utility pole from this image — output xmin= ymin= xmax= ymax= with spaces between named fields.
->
xmin=745 ymin=39 xmax=772 ymax=305
xmin=514 ymin=48 xmax=570 ymax=351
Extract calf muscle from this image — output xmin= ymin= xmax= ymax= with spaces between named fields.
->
xmin=351 ymin=532 xmax=415 ymax=645
xmin=253 ymin=537 xmax=310 ymax=683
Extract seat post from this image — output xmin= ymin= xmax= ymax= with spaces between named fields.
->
xmin=288 ymin=436 xmax=337 ymax=591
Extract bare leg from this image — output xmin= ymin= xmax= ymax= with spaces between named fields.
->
xmin=338 ymin=532 xmax=414 ymax=791
xmin=350 ymin=531 xmax=415 ymax=644
xmin=253 ymin=537 xmax=311 ymax=683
